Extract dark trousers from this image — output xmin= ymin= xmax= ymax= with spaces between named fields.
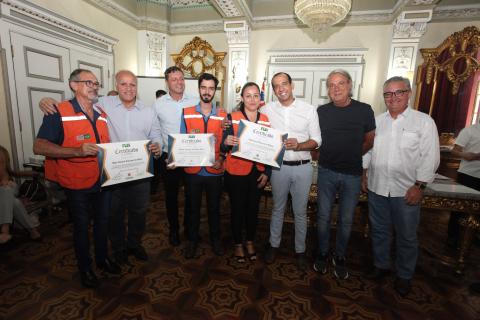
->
xmin=159 ymin=152 xmax=190 ymax=236
xmin=225 ymin=169 xmax=262 ymax=244
xmin=448 ymin=172 xmax=480 ymax=242
xmin=185 ymin=174 xmax=222 ymax=243
xmin=65 ymin=187 xmax=111 ymax=272
xmin=110 ymin=179 xmax=150 ymax=253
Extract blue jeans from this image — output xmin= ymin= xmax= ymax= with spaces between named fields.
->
xmin=316 ymin=166 xmax=361 ymax=258
xmin=368 ymin=190 xmax=420 ymax=280
xmin=65 ymin=187 xmax=111 ymax=272
xmin=110 ymin=179 xmax=150 ymax=253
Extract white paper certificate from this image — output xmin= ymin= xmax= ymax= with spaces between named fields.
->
xmin=232 ymin=120 xmax=287 ymax=168
xmin=97 ymin=140 xmax=153 ymax=187
xmin=167 ymin=134 xmax=215 ymax=167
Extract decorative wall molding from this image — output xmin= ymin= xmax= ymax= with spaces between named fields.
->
xmin=210 ymin=0 xmax=242 ymax=18
xmin=1 ymin=0 xmax=118 ymax=52
xmin=267 ymin=48 xmax=368 ymax=65
xmin=224 ymin=20 xmax=250 ymax=45
xmin=169 ymin=20 xmax=224 ymax=34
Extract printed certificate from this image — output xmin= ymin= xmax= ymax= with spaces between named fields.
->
xmin=232 ymin=120 xmax=287 ymax=168
xmin=167 ymin=134 xmax=215 ymax=167
xmin=97 ymin=140 xmax=153 ymax=187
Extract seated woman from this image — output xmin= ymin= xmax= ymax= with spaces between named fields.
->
xmin=222 ymin=82 xmax=270 ymax=262
xmin=0 ymin=145 xmax=41 ymax=244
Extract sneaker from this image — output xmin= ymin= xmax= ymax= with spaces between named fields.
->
xmin=127 ymin=245 xmax=148 ymax=261
xmin=313 ymin=253 xmax=329 ymax=274
xmin=264 ymin=245 xmax=277 ymax=264
xmin=296 ymin=253 xmax=307 ymax=271
xmin=394 ymin=277 xmax=411 ymax=297
xmin=332 ymin=255 xmax=349 ymax=280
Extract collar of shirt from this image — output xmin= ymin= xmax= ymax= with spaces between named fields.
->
xmin=274 ymin=98 xmax=297 ymax=109
xmin=386 ymin=105 xmax=411 ymax=120
xmin=194 ymin=101 xmax=217 ymax=117
xmin=109 ymin=95 xmax=144 ymax=111
xmin=71 ymin=98 xmax=100 ymax=118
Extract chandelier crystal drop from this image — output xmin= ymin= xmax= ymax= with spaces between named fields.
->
xmin=294 ymin=0 xmax=352 ymax=32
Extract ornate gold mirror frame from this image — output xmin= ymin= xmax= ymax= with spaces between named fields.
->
xmin=415 ymin=26 xmax=480 ymax=111
xmin=171 ymin=36 xmax=227 ymax=107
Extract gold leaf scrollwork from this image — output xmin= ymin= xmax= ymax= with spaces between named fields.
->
xmin=420 ymin=26 xmax=480 ymax=95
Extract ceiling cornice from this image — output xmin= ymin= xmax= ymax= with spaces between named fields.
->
xmin=85 ymin=0 xmax=480 ymax=35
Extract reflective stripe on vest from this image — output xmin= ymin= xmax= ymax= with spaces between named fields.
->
xmin=225 ymin=111 xmax=269 ymax=176
xmin=183 ymin=106 xmax=225 ymax=175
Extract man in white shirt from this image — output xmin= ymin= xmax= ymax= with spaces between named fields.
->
xmin=261 ymin=72 xmax=322 ymax=271
xmin=447 ymin=123 xmax=480 ymax=247
xmin=154 ymin=66 xmax=198 ymax=247
xmin=362 ymin=76 xmax=440 ymax=297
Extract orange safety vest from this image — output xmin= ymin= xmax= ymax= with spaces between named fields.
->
xmin=182 ymin=105 xmax=226 ymax=175
xmin=44 ymin=100 xmax=110 ymax=190
xmin=225 ymin=111 xmax=270 ymax=176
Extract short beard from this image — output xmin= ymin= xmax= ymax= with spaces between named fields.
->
xmin=201 ymin=95 xmax=213 ymax=103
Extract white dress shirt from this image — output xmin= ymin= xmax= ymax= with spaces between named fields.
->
xmin=261 ymin=99 xmax=321 ymax=161
xmin=154 ymin=93 xmax=199 ymax=153
xmin=363 ymin=107 xmax=440 ymax=197
xmin=455 ymin=123 xmax=480 ymax=178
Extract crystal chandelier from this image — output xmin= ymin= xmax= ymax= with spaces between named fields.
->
xmin=294 ymin=0 xmax=352 ymax=32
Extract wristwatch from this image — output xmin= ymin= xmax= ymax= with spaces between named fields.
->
xmin=414 ymin=182 xmax=427 ymax=190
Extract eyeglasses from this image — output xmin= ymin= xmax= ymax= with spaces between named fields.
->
xmin=383 ymin=89 xmax=409 ymax=98
xmin=73 ymin=80 xmax=101 ymax=88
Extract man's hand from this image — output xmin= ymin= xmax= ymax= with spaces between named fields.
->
xmin=212 ymin=158 xmax=224 ymax=170
xmin=39 ymin=97 xmax=59 ymax=115
xmin=361 ymin=171 xmax=368 ymax=193
xmin=149 ymin=143 xmax=162 ymax=158
xmin=404 ymin=185 xmax=423 ymax=205
xmin=463 ymin=152 xmax=480 ymax=161
xmin=78 ymin=143 xmax=99 ymax=157
xmin=257 ymin=173 xmax=268 ymax=189
xmin=224 ymin=135 xmax=239 ymax=146
xmin=285 ymin=138 xmax=299 ymax=150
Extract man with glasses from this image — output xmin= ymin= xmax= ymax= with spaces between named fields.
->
xmin=362 ymin=76 xmax=439 ymax=296
xmin=34 ymin=69 xmax=121 ymax=288
xmin=154 ymin=66 xmax=198 ymax=247
xmin=39 ymin=70 xmax=162 ymax=265
xmin=314 ymin=69 xmax=376 ymax=280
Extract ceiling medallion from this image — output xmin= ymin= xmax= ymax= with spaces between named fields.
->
xmin=294 ymin=0 xmax=351 ymax=32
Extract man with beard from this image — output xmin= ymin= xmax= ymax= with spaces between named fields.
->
xmin=34 ymin=69 xmax=120 ymax=288
xmin=38 ymin=70 xmax=162 ymax=265
xmin=180 ymin=73 xmax=226 ymax=259
xmin=154 ymin=66 xmax=198 ymax=246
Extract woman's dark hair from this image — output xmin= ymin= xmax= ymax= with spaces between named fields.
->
xmin=237 ymin=82 xmax=260 ymax=112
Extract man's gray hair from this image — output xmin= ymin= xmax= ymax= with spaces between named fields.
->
xmin=327 ymin=69 xmax=353 ymax=97
xmin=115 ymin=70 xmax=137 ymax=84
xmin=384 ymin=76 xmax=411 ymax=91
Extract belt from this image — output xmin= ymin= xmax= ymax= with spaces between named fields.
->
xmin=282 ymin=160 xmax=310 ymax=166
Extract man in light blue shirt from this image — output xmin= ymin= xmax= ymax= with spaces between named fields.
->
xmin=39 ymin=70 xmax=162 ymax=265
xmin=154 ymin=66 xmax=198 ymax=247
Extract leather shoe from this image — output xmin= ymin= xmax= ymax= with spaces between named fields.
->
xmin=264 ymin=245 xmax=277 ymax=264
xmin=113 ymin=250 xmax=128 ymax=265
xmin=395 ymin=277 xmax=411 ymax=297
xmin=296 ymin=253 xmax=307 ymax=271
xmin=169 ymin=231 xmax=180 ymax=247
xmin=80 ymin=270 xmax=99 ymax=288
xmin=97 ymin=258 xmax=121 ymax=274
xmin=366 ymin=267 xmax=390 ymax=281
xmin=212 ymin=240 xmax=224 ymax=256
xmin=127 ymin=246 xmax=148 ymax=261
xmin=184 ymin=241 xmax=197 ymax=259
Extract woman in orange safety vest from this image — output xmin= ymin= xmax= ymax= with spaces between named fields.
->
xmin=222 ymin=82 xmax=271 ymax=263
